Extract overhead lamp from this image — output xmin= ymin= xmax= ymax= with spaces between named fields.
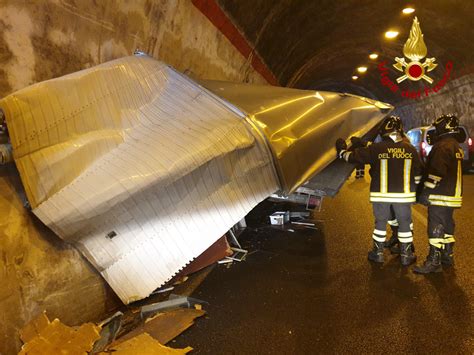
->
xmin=369 ymin=53 xmax=378 ymax=60
xmin=385 ymin=30 xmax=399 ymax=39
xmin=352 ymin=76 xmax=359 ymax=80
xmin=402 ymin=7 xmax=415 ymax=14
xmin=357 ymin=66 xmax=367 ymax=73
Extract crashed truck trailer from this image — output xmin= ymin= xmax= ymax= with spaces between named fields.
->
xmin=0 ymin=55 xmax=392 ymax=303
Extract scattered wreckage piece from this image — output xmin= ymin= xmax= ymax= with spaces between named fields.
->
xmin=105 ymin=332 xmax=192 ymax=354
xmin=141 ymin=294 xmax=208 ymax=318
xmin=92 ymin=311 xmax=124 ymax=353
xmin=19 ymin=307 xmax=201 ymax=354
xmin=112 ymin=308 xmax=205 ymax=347
xmin=0 ymin=55 xmax=392 ymax=304
xmin=19 ymin=312 xmax=101 ymax=355
xmin=174 ymin=236 xmax=232 ymax=277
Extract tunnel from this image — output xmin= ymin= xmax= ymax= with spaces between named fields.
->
xmin=0 ymin=1 xmax=473 ymax=353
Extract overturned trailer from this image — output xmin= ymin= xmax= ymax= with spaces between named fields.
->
xmin=0 ymin=55 xmax=391 ymax=303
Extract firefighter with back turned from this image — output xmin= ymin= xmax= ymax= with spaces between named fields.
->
xmin=335 ymin=115 xmax=423 ymax=266
xmin=414 ymin=114 xmax=464 ymax=274
xmin=385 ymin=119 xmax=416 ymax=254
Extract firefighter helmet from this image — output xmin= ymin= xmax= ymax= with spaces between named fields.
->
xmin=433 ymin=113 xmax=459 ymax=136
xmin=379 ymin=115 xmax=402 ymax=136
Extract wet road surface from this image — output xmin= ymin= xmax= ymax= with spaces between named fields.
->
xmin=174 ymin=172 xmax=474 ymax=354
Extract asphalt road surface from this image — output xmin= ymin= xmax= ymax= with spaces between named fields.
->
xmin=174 ymin=171 xmax=474 ymax=354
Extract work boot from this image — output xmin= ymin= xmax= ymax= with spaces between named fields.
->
xmin=413 ymin=245 xmax=442 ymax=274
xmin=400 ymin=242 xmax=417 ymax=266
xmin=384 ymin=233 xmax=400 ymax=254
xmin=441 ymin=243 xmax=455 ymax=266
xmin=368 ymin=241 xmax=385 ymax=263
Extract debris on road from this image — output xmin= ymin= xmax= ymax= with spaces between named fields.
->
xmin=112 ymin=308 xmax=205 ymax=347
xmin=106 ymin=333 xmax=192 ymax=354
xmin=269 ymin=211 xmax=290 ymax=225
xmin=291 ymin=221 xmax=316 ymax=226
xmin=19 ymin=312 xmax=101 ymax=355
xmin=92 ymin=311 xmax=124 ymax=353
xmin=141 ymin=295 xmax=208 ymax=318
xmin=19 ymin=304 xmax=202 ymax=354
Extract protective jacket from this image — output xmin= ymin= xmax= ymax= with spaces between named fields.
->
xmin=343 ymin=137 xmax=423 ymax=203
xmin=423 ymin=135 xmax=463 ymax=208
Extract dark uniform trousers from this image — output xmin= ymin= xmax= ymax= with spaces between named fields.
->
xmin=387 ymin=205 xmax=414 ymax=234
xmin=372 ymin=203 xmax=413 ymax=243
xmin=344 ymin=137 xmax=422 ymax=245
xmin=427 ymin=205 xmax=455 ymax=248
xmin=423 ymin=135 xmax=462 ymax=248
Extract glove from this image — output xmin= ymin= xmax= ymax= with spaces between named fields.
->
xmin=335 ymin=138 xmax=348 ymax=159
xmin=350 ymin=136 xmax=364 ymax=150
xmin=417 ymin=188 xmax=430 ymax=206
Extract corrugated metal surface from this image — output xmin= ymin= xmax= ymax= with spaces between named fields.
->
xmin=1 ymin=56 xmax=279 ymax=303
xmin=0 ymin=55 xmax=392 ymax=303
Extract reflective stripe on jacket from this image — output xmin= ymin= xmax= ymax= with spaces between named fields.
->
xmin=424 ymin=135 xmax=463 ymax=208
xmin=344 ymin=137 xmax=423 ymax=203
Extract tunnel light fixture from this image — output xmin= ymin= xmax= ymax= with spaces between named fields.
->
xmin=385 ymin=30 xmax=399 ymax=39
xmin=352 ymin=75 xmax=359 ymax=80
xmin=357 ymin=66 xmax=368 ymax=73
xmin=402 ymin=7 xmax=415 ymax=14
xmin=369 ymin=53 xmax=379 ymax=60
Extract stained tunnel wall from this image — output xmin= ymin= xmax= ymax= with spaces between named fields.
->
xmin=394 ymin=74 xmax=474 ymax=134
xmin=0 ymin=1 xmax=267 ymax=353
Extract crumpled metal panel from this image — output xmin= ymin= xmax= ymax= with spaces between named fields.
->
xmin=0 ymin=55 xmax=391 ymax=303
xmin=200 ymin=81 xmax=393 ymax=193
xmin=0 ymin=56 xmax=280 ymax=303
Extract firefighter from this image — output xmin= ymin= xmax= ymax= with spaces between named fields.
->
xmin=336 ymin=115 xmax=423 ymax=265
xmin=384 ymin=119 xmax=417 ymax=254
xmin=414 ymin=114 xmax=463 ymax=274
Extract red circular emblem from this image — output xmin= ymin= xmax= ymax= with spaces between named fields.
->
xmin=408 ymin=64 xmax=423 ymax=78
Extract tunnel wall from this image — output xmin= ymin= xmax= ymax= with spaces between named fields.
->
xmin=0 ymin=1 xmax=267 ymax=353
xmin=0 ymin=0 xmax=267 ymax=98
xmin=394 ymin=74 xmax=474 ymax=135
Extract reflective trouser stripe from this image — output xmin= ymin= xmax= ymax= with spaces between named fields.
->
xmin=429 ymin=238 xmax=445 ymax=248
xmin=443 ymin=234 xmax=455 ymax=244
xmin=398 ymin=231 xmax=413 ymax=243
xmin=372 ymin=234 xmax=386 ymax=242
xmin=387 ymin=220 xmax=413 ymax=231
xmin=387 ymin=219 xmax=398 ymax=226
xmin=372 ymin=229 xmax=386 ymax=242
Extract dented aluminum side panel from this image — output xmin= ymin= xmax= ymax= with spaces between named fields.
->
xmin=200 ymin=81 xmax=392 ymax=193
xmin=0 ymin=55 xmax=391 ymax=303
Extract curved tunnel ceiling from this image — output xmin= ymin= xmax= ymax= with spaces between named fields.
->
xmin=216 ymin=0 xmax=474 ymax=103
